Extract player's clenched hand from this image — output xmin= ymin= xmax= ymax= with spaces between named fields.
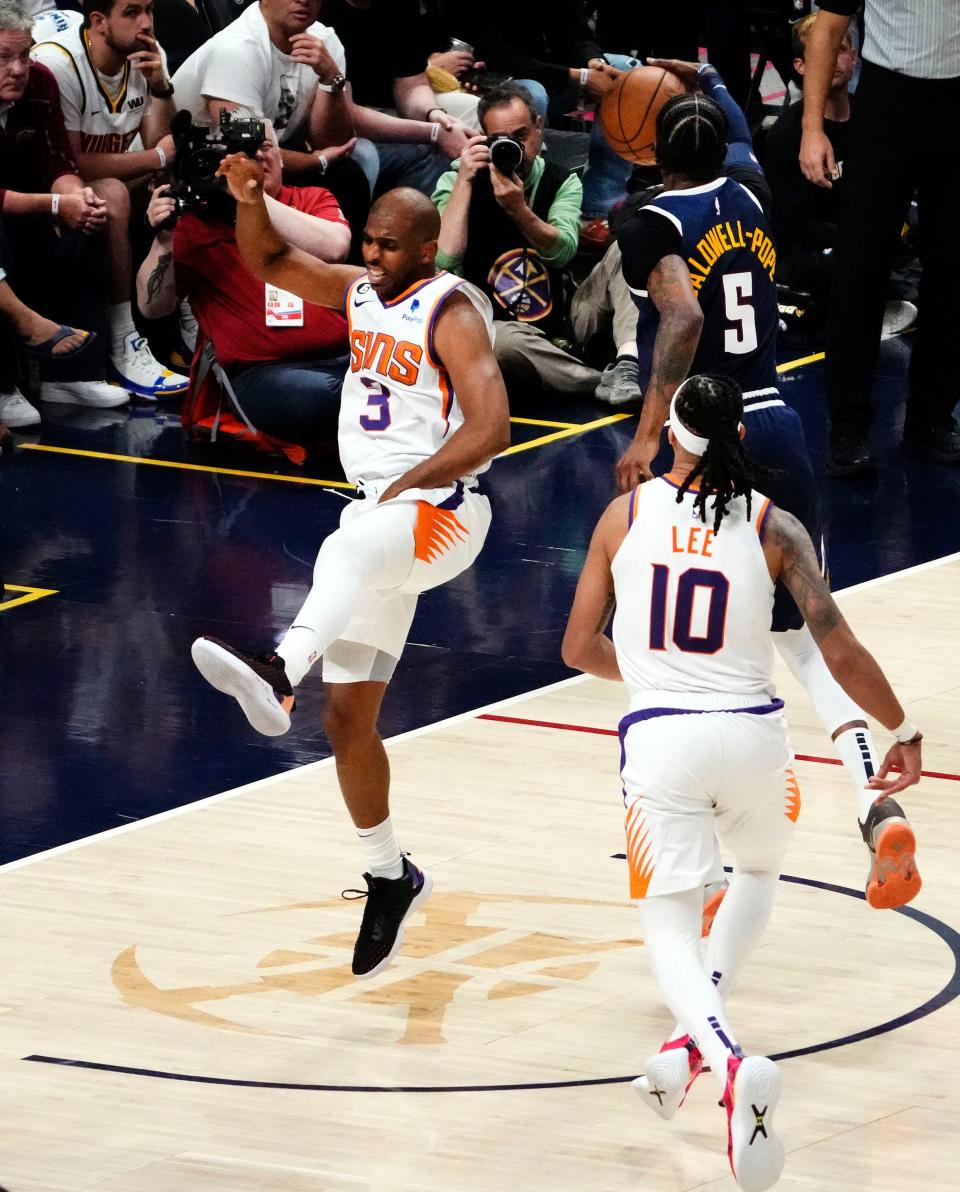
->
xmin=615 ymin=435 xmax=658 ymax=492
xmin=646 ymin=57 xmax=701 ymax=91
xmin=867 ymin=740 xmax=923 ymax=798
xmin=799 ymin=128 xmax=838 ymax=189
xmin=216 ymin=153 xmax=265 ymax=204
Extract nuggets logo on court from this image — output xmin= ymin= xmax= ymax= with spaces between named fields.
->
xmin=112 ymin=891 xmax=642 ymax=1047
xmin=487 ymin=249 xmax=553 ymax=323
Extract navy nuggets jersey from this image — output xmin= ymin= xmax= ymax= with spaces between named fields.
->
xmin=620 ymin=174 xmax=780 ymax=398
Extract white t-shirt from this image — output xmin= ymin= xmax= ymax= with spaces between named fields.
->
xmin=171 ymin=4 xmax=346 ymax=145
xmin=32 ymin=19 xmax=168 ymax=153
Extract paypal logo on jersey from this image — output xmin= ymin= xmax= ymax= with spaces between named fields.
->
xmin=401 ymin=297 xmax=424 ymax=324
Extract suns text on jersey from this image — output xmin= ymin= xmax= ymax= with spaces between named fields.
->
xmin=686 ymin=221 xmax=776 ymax=290
xmin=349 ymin=330 xmax=424 ymax=386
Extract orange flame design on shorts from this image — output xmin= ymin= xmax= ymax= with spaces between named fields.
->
xmin=785 ymin=768 xmax=802 ymax=823
xmin=413 ymin=501 xmax=469 ymax=563
xmin=625 ymin=800 xmax=656 ymax=899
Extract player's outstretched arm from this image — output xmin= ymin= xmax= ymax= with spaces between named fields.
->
xmin=561 ymin=498 xmax=630 ymax=682
xmin=377 ymin=292 xmax=511 ymax=502
xmin=764 ymin=507 xmax=923 ymax=795
xmin=616 ymin=255 xmax=703 ymax=492
xmin=217 ymin=153 xmax=363 ymax=308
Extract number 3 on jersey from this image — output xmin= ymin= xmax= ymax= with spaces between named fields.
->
xmin=359 ymin=378 xmax=391 ymax=431
xmin=650 ymin=564 xmax=729 ymax=654
xmin=723 ymin=271 xmax=758 ymax=354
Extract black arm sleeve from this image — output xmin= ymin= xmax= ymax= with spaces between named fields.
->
xmin=617 ymin=209 xmax=683 ymax=293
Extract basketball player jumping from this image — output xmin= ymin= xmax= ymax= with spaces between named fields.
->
xmin=191 ymin=155 xmax=510 ymax=978
xmin=613 ymin=59 xmax=922 ymax=909
xmin=563 ymin=373 xmax=923 ymax=1191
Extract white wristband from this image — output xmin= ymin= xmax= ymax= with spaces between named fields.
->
xmin=50 ymin=192 xmax=60 ymax=216
xmin=892 ymin=717 xmax=920 ymax=744
xmin=155 ymin=145 xmax=166 ymax=169
xmin=579 ymin=66 xmax=589 ymax=87
xmin=316 ymin=153 xmax=329 ymax=174
xmin=430 ymin=121 xmax=441 ymax=144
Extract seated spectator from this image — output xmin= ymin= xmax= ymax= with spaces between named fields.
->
xmin=433 ymin=82 xmax=599 ymax=397
xmin=0 ymin=255 xmax=96 ymax=427
xmin=445 ymin=0 xmax=638 ymax=220
xmin=319 ymin=0 xmax=472 ymax=195
xmin=0 ymin=0 xmax=128 ymax=411
xmin=136 ymin=126 xmax=351 ymax=447
xmin=763 ymin=12 xmax=915 ymax=334
xmin=171 ymin=0 xmax=371 ymax=247
xmin=32 ymin=0 xmax=190 ymax=399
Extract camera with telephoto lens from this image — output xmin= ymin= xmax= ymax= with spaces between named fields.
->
xmin=159 ymin=109 xmax=266 ymax=229
xmin=487 ymin=133 xmax=523 ymax=175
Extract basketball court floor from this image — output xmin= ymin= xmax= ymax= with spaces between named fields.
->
xmin=2 ymin=328 xmax=959 ymax=1190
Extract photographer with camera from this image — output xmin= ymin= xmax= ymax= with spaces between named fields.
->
xmin=432 ymin=82 xmax=599 ymax=398
xmin=136 ymin=120 xmax=350 ymax=448
xmin=31 ymin=0 xmax=189 ymax=402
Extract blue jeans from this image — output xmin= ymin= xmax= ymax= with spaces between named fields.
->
xmin=522 ymin=55 xmax=641 ymax=221
xmin=351 ymin=135 xmax=450 ymax=198
xmin=229 ymin=354 xmax=348 ymax=445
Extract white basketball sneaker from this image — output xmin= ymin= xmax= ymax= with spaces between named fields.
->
xmin=0 ymin=388 xmax=41 ymax=428
xmin=632 ymin=1035 xmax=704 ymax=1121
xmin=110 ymin=332 xmax=189 ymax=400
xmin=723 ymin=1055 xmax=784 ymax=1191
xmin=40 ymin=379 xmax=130 ymax=408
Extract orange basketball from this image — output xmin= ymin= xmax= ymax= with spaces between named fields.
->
xmin=599 ymin=65 xmax=686 ymax=166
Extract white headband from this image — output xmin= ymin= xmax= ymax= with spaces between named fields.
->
xmin=669 ymin=384 xmax=710 ymax=457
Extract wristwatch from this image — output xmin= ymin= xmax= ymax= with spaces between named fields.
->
xmin=317 ymin=72 xmax=347 ymax=95
xmin=151 ymin=79 xmax=175 ymax=99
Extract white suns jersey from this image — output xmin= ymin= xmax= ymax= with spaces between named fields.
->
xmin=340 ymin=271 xmax=494 ymax=486
xmin=32 ymin=22 xmax=165 ymax=153
xmin=612 ymin=476 xmax=777 ymax=709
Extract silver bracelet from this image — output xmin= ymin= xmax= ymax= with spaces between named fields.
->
xmin=50 ymin=192 xmax=60 ymax=216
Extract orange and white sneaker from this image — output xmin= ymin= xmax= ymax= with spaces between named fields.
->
xmin=702 ymin=878 xmax=729 ymax=937
xmin=723 ymin=1054 xmax=784 ymax=1191
xmin=632 ymin=1035 xmax=704 ymax=1121
xmin=861 ymin=797 xmax=922 ymax=909
xmin=191 ymin=636 xmax=295 ymax=736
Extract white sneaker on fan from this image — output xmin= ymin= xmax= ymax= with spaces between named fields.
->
xmin=109 ymin=332 xmax=189 ymax=400
xmin=0 ymin=388 xmax=41 ymax=427
xmin=40 ymin=379 xmax=130 ymax=408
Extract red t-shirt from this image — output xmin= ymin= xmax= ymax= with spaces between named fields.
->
xmin=173 ymin=185 xmax=349 ymax=368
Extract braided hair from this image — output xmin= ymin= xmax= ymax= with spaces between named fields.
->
xmin=655 ymin=92 xmax=728 ymax=180
xmin=673 ymin=375 xmax=780 ymax=533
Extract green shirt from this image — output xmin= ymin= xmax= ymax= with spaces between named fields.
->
xmin=431 ymin=155 xmax=583 ymax=274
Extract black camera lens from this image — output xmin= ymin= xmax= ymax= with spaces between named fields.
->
xmin=488 ymin=135 xmax=523 ymax=175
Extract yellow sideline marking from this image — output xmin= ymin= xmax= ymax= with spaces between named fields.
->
xmin=0 ymin=584 xmax=58 ymax=613
xmin=499 ymin=412 xmax=632 ymax=458
xmin=18 ymin=444 xmax=353 ymax=489
xmin=509 ymin=416 xmax=579 ymax=429
xmin=777 ymin=351 xmax=825 ymax=374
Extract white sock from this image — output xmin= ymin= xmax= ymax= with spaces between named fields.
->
xmin=775 ymin=627 xmax=876 ymax=817
xmin=108 ymin=301 xmax=137 ymax=353
xmin=276 ymin=501 xmax=416 ymax=686
xmin=639 ymin=888 xmax=741 ymax=1091
xmin=834 ymin=725 xmax=880 ymax=821
xmin=357 ymin=816 xmax=404 ymax=879
xmin=616 ymin=340 xmax=638 ymax=359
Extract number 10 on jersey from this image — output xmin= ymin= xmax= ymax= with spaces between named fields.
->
xmin=650 ymin=564 xmax=729 ymax=654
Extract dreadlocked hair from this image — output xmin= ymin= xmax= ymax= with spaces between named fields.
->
xmin=655 ymin=92 xmax=728 ymax=180
xmin=674 ymin=375 xmax=781 ymax=533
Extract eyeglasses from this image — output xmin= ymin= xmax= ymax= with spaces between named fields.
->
xmin=0 ymin=51 xmax=31 ymax=69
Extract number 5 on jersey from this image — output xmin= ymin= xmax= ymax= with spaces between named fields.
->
xmin=650 ymin=564 xmax=730 ymax=654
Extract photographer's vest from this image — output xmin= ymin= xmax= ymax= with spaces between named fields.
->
xmin=461 ymin=158 xmax=570 ymax=341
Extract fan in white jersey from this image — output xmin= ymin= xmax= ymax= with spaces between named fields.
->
xmin=30 ymin=0 xmax=188 ymax=403
xmin=191 ymin=153 xmax=510 ymax=980
xmin=562 ymin=374 xmax=922 ymax=1191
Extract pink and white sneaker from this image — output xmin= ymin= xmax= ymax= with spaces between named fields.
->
xmin=632 ymin=1034 xmax=704 ymax=1121
xmin=723 ymin=1054 xmax=784 ymax=1191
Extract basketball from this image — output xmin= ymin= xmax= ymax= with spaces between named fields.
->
xmin=599 ymin=65 xmax=686 ymax=165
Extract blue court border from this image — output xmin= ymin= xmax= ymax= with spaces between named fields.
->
xmin=22 ymin=871 xmax=960 ymax=1093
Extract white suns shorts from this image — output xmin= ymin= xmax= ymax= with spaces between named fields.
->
xmin=322 ymin=479 xmax=491 ymax=685
xmin=619 ymin=701 xmax=800 ymax=899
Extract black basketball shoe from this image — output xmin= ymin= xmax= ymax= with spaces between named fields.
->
xmin=350 ymin=857 xmax=433 ymax=979
xmin=191 ymin=636 xmax=295 ymax=736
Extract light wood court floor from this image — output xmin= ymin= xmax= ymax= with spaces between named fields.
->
xmin=2 ymin=557 xmax=959 ymax=1192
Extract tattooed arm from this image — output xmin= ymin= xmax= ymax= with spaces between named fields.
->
xmin=137 ymin=188 xmax=180 ymax=319
xmin=764 ymin=507 xmax=922 ymax=794
xmin=562 ymin=495 xmax=631 ymax=682
xmin=616 ymin=254 xmax=703 ymax=491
